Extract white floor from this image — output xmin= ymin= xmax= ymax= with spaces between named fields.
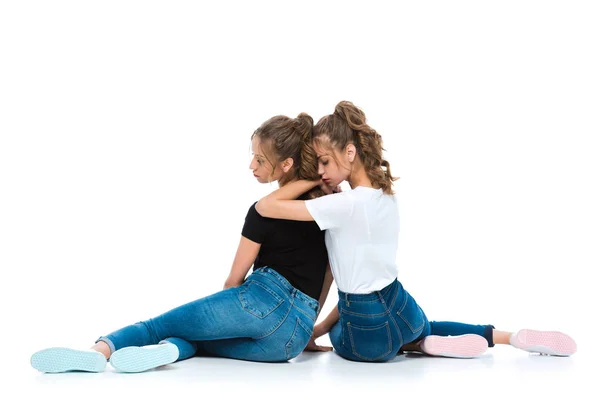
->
xmin=13 ymin=340 xmax=594 ymax=400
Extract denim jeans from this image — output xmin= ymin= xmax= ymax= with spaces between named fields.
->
xmin=97 ymin=267 xmax=319 ymax=362
xmin=329 ymin=279 xmax=494 ymax=362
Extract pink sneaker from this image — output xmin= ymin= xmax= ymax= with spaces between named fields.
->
xmin=509 ymin=329 xmax=577 ymax=356
xmin=419 ymin=334 xmax=488 ymax=358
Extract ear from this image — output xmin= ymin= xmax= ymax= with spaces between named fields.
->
xmin=281 ymin=157 xmax=294 ymax=173
xmin=346 ymin=143 xmax=357 ymax=163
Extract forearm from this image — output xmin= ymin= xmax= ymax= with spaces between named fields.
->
xmin=321 ymin=306 xmax=340 ymax=332
xmin=224 ymin=237 xmax=260 ymax=289
xmin=316 ymin=266 xmax=334 ymax=319
xmin=255 ymin=180 xmax=320 ymax=219
xmin=263 ymin=180 xmax=319 ymax=202
xmin=224 ymin=268 xmax=249 ymax=287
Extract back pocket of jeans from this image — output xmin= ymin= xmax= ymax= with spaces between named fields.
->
xmin=239 ymin=281 xmax=284 ymax=318
xmin=395 ymin=291 xmax=425 ymax=334
xmin=347 ymin=321 xmax=392 ymax=361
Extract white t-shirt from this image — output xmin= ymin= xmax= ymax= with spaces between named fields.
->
xmin=305 ymin=186 xmax=399 ymax=294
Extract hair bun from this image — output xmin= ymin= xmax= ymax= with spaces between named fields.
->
xmin=295 ymin=112 xmax=314 ymax=140
xmin=335 ymin=101 xmax=366 ymax=127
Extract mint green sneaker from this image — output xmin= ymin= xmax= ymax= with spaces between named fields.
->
xmin=110 ymin=342 xmax=179 ymax=373
xmin=31 ymin=347 xmax=106 ymax=373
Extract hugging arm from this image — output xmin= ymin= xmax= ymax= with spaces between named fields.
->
xmin=255 ymin=180 xmax=320 ymax=221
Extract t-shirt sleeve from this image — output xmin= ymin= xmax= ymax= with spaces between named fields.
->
xmin=305 ymin=192 xmax=354 ymax=231
xmin=241 ymin=202 xmax=270 ymax=243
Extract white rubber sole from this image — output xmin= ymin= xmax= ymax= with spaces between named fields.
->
xmin=31 ymin=347 xmax=106 ymax=373
xmin=110 ymin=343 xmax=179 ymax=373
xmin=510 ymin=329 xmax=577 ymax=356
xmin=420 ymin=334 xmax=488 ymax=358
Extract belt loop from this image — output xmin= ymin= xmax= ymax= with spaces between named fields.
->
xmin=377 ymin=290 xmax=386 ymax=305
xmin=345 ymin=292 xmax=350 ymax=307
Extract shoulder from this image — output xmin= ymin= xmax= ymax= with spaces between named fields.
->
xmin=246 ymin=202 xmax=268 ymax=221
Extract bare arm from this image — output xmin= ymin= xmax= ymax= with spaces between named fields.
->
xmin=314 ymin=306 xmax=340 ymax=339
xmin=316 ymin=264 xmax=334 ymax=319
xmin=255 ymin=180 xmax=320 ymax=220
xmin=304 ymin=304 xmax=339 ymax=352
xmin=304 ymin=264 xmax=336 ymax=352
xmin=223 ymin=236 xmax=261 ymax=289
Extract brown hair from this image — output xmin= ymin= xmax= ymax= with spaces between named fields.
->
xmin=251 ymin=113 xmax=324 ymax=198
xmin=313 ymin=101 xmax=398 ymax=194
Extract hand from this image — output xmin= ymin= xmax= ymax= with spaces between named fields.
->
xmin=319 ymin=181 xmax=341 ymax=195
xmin=303 ymin=337 xmax=333 ymax=352
xmin=223 ymin=279 xmax=243 ymax=290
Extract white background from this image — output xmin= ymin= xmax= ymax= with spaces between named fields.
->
xmin=1 ymin=1 xmax=598 ymax=398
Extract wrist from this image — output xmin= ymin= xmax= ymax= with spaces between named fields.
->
xmin=224 ymin=276 xmax=243 ymax=288
xmin=313 ymin=323 xmax=329 ymax=338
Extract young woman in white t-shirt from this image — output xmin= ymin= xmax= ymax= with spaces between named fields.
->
xmin=256 ymin=101 xmax=576 ymax=361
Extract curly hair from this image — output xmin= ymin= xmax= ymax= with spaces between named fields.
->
xmin=313 ymin=101 xmax=398 ymax=194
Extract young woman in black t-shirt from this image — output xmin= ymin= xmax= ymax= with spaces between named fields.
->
xmin=30 ymin=113 xmax=333 ymax=374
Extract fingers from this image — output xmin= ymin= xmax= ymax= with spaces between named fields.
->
xmin=316 ymin=345 xmax=333 ymax=352
xmin=319 ymin=183 xmax=333 ymax=194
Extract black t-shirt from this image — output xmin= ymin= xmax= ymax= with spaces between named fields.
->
xmin=241 ymin=194 xmax=328 ymax=301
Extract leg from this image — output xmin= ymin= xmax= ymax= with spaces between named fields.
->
xmin=32 ymin=282 xmax=286 ymax=373
xmin=194 ymin=300 xmax=317 ymax=363
xmin=401 ymin=320 xmax=493 ymax=359
xmin=97 ymin=287 xmax=269 ymax=354
xmin=194 ymin=338 xmax=279 ymax=362
xmin=429 ymin=321 xmax=496 ymax=347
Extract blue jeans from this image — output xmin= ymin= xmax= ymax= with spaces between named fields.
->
xmin=329 ymin=279 xmax=494 ymax=362
xmin=97 ymin=268 xmax=319 ymax=362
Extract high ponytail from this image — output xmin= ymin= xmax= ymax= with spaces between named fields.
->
xmin=314 ymin=101 xmax=398 ymax=194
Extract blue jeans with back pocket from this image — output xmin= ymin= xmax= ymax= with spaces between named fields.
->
xmin=97 ymin=267 xmax=319 ymax=362
xmin=329 ymin=279 xmax=494 ymax=362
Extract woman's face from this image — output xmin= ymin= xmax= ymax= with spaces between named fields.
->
xmin=249 ymin=137 xmax=284 ymax=184
xmin=314 ymin=141 xmax=351 ymax=188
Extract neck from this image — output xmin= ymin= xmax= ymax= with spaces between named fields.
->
xmin=348 ymin=166 xmax=374 ymax=189
xmin=278 ymin=177 xmax=298 ymax=188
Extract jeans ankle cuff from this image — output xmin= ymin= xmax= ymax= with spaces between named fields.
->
xmin=96 ymin=337 xmax=116 ymax=355
xmin=484 ymin=325 xmax=495 ymax=347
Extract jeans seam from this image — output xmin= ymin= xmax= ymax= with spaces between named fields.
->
xmin=386 ymin=285 xmax=404 ymax=345
xmin=251 ymin=270 xmax=292 ymax=299
xmin=395 ymin=291 xmax=425 ymax=334
xmin=293 ymin=304 xmax=317 ymax=322
xmin=255 ymin=297 xmax=293 ymax=340
xmin=340 ymin=298 xmax=382 ymax=303
xmin=285 ymin=317 xmax=312 ymax=359
xmin=341 ymin=308 xmax=388 ymax=318
xmin=285 ymin=319 xmax=300 ymax=359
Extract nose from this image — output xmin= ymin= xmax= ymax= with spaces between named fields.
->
xmin=249 ymin=157 xmax=257 ymax=170
xmin=318 ymin=163 xmax=324 ymax=176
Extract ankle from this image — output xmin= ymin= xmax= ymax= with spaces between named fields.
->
xmin=492 ymin=329 xmax=512 ymax=345
xmin=91 ymin=342 xmax=111 ymax=360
